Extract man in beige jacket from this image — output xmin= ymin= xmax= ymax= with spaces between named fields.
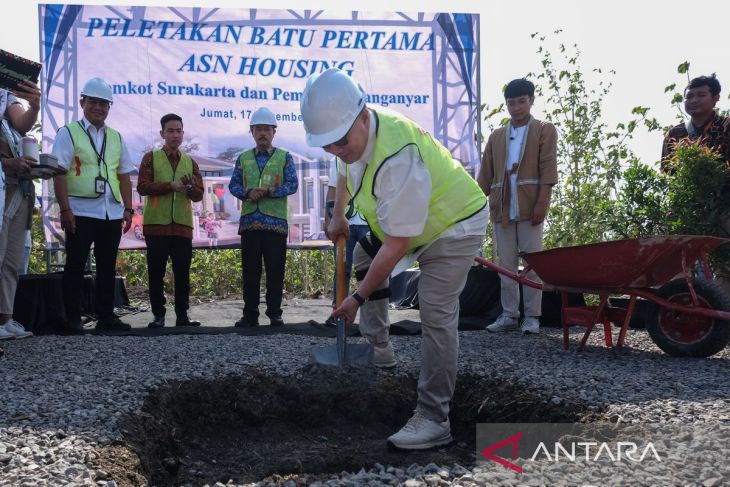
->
xmin=477 ymin=78 xmax=558 ymax=334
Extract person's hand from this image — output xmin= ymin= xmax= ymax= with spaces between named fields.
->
xmin=332 ymin=295 xmax=360 ymax=325
xmin=327 ymin=213 xmax=350 ymax=243
xmin=2 ymin=156 xmax=38 ymax=176
xmin=60 ymin=208 xmax=76 ymax=234
xmin=12 ymin=80 xmax=41 ymax=111
xmin=122 ymin=210 xmax=132 ymax=233
xmin=531 ymin=202 xmax=548 ymax=225
xmin=248 ymin=188 xmax=269 ymax=201
xmin=170 ymin=180 xmax=185 ymax=192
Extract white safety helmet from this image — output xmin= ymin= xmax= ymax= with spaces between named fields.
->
xmin=300 ymin=68 xmax=366 ymax=147
xmin=250 ymin=107 xmax=277 ymax=127
xmin=80 ymin=77 xmax=114 ymax=103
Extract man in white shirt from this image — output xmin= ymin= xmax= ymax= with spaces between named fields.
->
xmin=52 ymin=78 xmax=135 ymax=333
xmin=301 ymin=68 xmax=488 ymax=450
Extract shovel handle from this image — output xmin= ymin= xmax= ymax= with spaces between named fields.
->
xmin=335 ymin=235 xmax=347 ymax=307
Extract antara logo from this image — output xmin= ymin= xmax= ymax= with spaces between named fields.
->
xmin=481 ymin=432 xmax=523 ymax=473
xmin=481 ymin=432 xmax=661 ymax=474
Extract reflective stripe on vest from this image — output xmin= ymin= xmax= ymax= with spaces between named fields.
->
xmin=142 ymin=150 xmax=194 ymax=228
xmin=239 ymin=148 xmax=288 ymax=220
xmin=353 ymin=108 xmax=486 ymax=253
xmin=64 ymin=122 xmax=122 ymax=201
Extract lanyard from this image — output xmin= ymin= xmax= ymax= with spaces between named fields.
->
xmin=79 ymin=121 xmax=107 ymax=168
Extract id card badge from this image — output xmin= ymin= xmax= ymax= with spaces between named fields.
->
xmin=261 ymin=173 xmax=275 ymax=189
xmin=95 ymin=177 xmax=106 ymax=194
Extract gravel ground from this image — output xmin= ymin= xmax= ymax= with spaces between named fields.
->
xmin=1 ymin=304 xmax=728 ymax=487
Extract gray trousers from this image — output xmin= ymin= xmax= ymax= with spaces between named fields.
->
xmin=354 ymin=234 xmax=483 ymax=421
xmin=0 ymin=190 xmax=31 ymax=315
xmin=493 ymin=220 xmax=544 ymax=318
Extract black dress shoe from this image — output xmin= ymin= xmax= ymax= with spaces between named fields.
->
xmin=176 ymin=315 xmax=201 ymax=327
xmin=148 ymin=315 xmax=165 ymax=328
xmin=269 ymin=316 xmax=284 ymax=327
xmin=234 ymin=316 xmax=258 ymax=328
xmin=96 ymin=317 xmax=132 ymax=331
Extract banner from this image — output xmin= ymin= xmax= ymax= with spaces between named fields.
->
xmin=38 ymin=5 xmax=480 ymax=249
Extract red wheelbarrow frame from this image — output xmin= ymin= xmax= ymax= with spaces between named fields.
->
xmin=474 ymin=235 xmax=730 ymax=351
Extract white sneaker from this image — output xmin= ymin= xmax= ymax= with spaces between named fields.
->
xmin=0 ymin=324 xmax=14 ymax=340
xmin=372 ymin=341 xmax=397 ymax=369
xmin=521 ymin=316 xmax=540 ymax=335
xmin=387 ymin=410 xmax=453 ymax=450
xmin=486 ymin=314 xmax=519 ymax=333
xmin=4 ymin=320 xmax=33 ymax=339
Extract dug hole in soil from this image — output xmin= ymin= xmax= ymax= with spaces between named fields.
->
xmin=94 ymin=365 xmax=598 ymax=486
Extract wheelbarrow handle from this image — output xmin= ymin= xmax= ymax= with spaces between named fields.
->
xmin=335 ymin=236 xmax=347 ymax=307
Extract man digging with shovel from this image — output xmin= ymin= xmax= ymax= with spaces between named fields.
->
xmin=300 ymin=68 xmax=488 ymax=450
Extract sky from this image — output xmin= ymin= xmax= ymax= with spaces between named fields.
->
xmin=2 ymin=0 xmax=729 ymax=166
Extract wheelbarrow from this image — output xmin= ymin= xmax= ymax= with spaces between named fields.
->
xmin=475 ymin=235 xmax=730 ymax=358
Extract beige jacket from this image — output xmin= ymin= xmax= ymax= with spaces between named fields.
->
xmin=477 ymin=117 xmax=558 ymax=225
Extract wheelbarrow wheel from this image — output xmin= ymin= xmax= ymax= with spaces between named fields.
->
xmin=647 ymin=278 xmax=730 ymax=357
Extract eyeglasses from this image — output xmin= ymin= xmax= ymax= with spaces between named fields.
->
xmin=322 ymin=133 xmax=349 ymax=150
xmin=321 ymin=117 xmax=357 ymax=150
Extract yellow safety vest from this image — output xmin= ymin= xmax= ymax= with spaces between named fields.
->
xmin=354 ymin=109 xmax=486 ymax=253
xmin=64 ymin=121 xmax=122 ymax=201
xmin=239 ymin=148 xmax=288 ymax=220
xmin=142 ymin=149 xmax=194 ymax=228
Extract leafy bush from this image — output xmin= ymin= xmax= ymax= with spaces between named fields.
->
xmin=663 ymin=141 xmax=730 ymax=236
xmin=29 ymin=223 xmax=336 ymax=301
xmin=600 ymin=160 xmax=669 ymax=239
xmin=603 ymin=140 xmax=730 ymax=276
xmin=115 ymin=247 xmax=335 ymax=300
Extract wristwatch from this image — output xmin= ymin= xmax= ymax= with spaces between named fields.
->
xmin=124 ymin=207 xmax=134 ymax=215
xmin=351 ymin=291 xmax=366 ymax=306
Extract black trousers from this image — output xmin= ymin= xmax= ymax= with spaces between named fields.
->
xmin=63 ymin=216 xmax=122 ymax=322
xmin=241 ymin=230 xmax=287 ymax=319
xmin=145 ymin=235 xmax=193 ymax=317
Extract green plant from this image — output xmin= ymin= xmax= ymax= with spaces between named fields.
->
xmin=663 ymin=141 xmax=730 ymax=236
xmin=115 ymin=247 xmax=336 ymax=301
xmin=600 ymin=161 xmax=669 ymax=239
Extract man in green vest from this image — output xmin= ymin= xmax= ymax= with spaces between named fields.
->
xmin=52 ymin=77 xmax=135 ymax=333
xmin=301 ymin=68 xmax=488 ymax=450
xmin=228 ymin=107 xmax=298 ymax=327
xmin=137 ymin=113 xmax=204 ymax=328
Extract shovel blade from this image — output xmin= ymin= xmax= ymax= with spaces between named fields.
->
xmin=309 ymin=343 xmax=374 ymax=368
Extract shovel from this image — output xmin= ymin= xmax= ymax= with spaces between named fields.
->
xmin=309 ymin=235 xmax=373 ymax=368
